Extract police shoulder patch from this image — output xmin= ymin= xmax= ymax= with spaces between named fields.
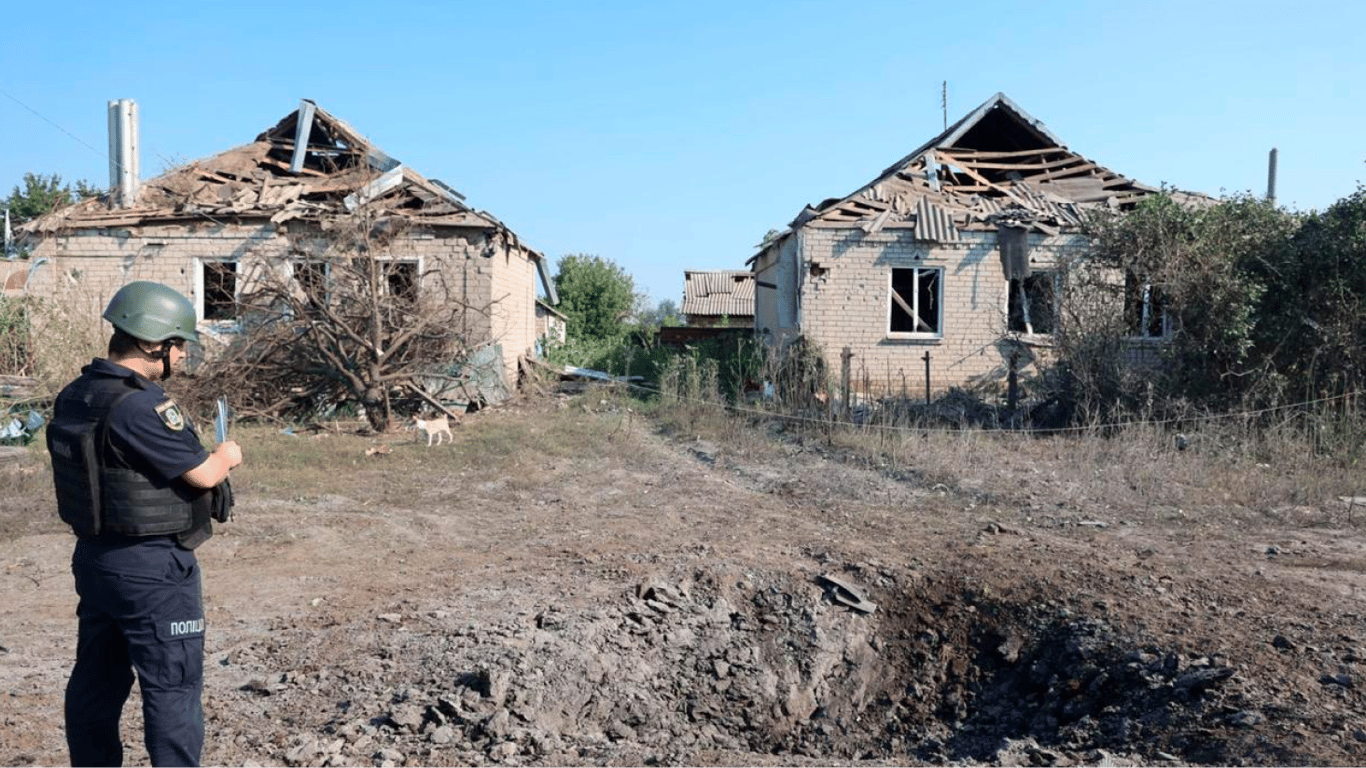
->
xmin=154 ymin=399 xmax=186 ymax=431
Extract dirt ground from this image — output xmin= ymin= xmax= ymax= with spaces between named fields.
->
xmin=2 ymin=388 xmax=1366 ymax=766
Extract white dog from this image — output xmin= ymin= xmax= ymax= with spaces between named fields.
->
xmin=414 ymin=415 xmax=453 ymax=446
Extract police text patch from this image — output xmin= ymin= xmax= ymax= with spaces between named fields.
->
xmin=155 ymin=399 xmax=186 ymax=431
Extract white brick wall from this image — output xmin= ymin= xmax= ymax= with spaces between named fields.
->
xmin=780 ymin=227 xmax=1086 ymax=396
xmin=22 ymin=222 xmax=540 ymax=388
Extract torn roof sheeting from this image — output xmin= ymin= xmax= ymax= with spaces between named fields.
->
xmin=791 ymin=92 xmax=1212 ymax=240
xmin=682 ymin=270 xmax=755 ymax=317
xmin=19 ymin=100 xmax=534 ymax=248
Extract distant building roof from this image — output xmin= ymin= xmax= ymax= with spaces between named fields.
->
xmin=682 ymin=270 xmax=754 ymax=318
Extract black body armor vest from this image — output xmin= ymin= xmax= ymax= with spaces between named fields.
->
xmin=48 ymin=371 xmax=203 ymax=540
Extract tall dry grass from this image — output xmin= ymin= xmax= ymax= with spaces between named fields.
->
xmin=1 ymin=274 xmax=110 ymax=401
xmin=647 ymin=342 xmax=1365 ymax=530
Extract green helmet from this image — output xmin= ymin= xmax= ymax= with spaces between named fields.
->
xmin=103 ymin=281 xmax=200 ymax=343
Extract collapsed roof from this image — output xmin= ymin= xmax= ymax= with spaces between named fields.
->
xmin=778 ymin=92 xmax=1208 ymax=243
xmin=20 ymin=100 xmax=530 ymax=249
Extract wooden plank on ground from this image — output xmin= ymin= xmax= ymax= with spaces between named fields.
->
xmin=0 ymin=376 xmax=38 ymax=398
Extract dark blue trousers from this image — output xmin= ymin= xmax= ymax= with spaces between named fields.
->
xmin=66 ymin=536 xmax=205 ymax=767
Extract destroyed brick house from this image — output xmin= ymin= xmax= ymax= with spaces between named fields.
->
xmin=750 ymin=91 xmax=1207 ymax=397
xmin=12 ymin=99 xmax=557 ymax=397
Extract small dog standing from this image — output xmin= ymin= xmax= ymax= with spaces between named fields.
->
xmin=414 ymin=414 xmax=453 ymax=446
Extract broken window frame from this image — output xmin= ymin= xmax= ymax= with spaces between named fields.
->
xmin=378 ymin=257 xmax=421 ymax=303
xmin=887 ymin=267 xmax=942 ymax=338
xmin=1125 ymin=272 xmax=1170 ymax=339
xmin=290 ymin=259 xmax=331 ymax=312
xmin=1006 ymin=272 xmax=1057 ymax=336
xmin=196 ymin=259 xmax=240 ymax=325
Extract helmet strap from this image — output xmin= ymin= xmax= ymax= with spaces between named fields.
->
xmin=133 ymin=339 xmax=175 ymax=380
xmin=158 ymin=340 xmax=174 ymax=381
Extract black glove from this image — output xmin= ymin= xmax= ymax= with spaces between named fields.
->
xmin=211 ymin=477 xmax=235 ymax=523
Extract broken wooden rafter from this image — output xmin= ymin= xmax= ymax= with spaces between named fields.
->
xmin=944 ymin=154 xmax=1092 ymax=173
xmin=859 ymin=209 xmax=894 ymax=234
xmin=1017 ymin=161 xmax=1103 ymax=184
xmin=257 ymin=155 xmax=328 ymax=177
xmin=848 ymin=196 xmax=890 ymax=211
xmin=936 ymin=146 xmax=1062 ymax=161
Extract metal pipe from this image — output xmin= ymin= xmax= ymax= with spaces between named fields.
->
xmin=923 ymin=351 xmax=932 ymax=405
xmin=1267 ymin=147 xmax=1278 ymax=204
xmin=107 ymin=99 xmax=139 ymax=208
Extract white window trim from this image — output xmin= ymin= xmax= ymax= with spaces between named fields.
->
xmin=887 ymin=266 xmax=943 ymax=340
xmin=288 ymin=258 xmax=332 ymax=309
xmin=194 ymin=257 xmax=241 ymax=331
xmin=375 ymin=255 xmax=423 ymax=298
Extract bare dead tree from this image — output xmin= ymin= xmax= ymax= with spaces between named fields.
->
xmin=189 ymin=209 xmax=494 ymax=431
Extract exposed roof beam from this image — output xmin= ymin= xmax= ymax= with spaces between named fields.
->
xmin=946 ymin=155 xmax=1092 ymax=172
xmin=938 ymin=147 xmax=1063 ymax=160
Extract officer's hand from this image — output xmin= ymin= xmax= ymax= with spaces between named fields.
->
xmin=216 ymin=440 xmax=244 ymax=470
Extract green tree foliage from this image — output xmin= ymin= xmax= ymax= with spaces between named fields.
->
xmin=1093 ymin=194 xmax=1296 ymax=401
xmin=634 ymin=298 xmax=681 ymax=331
xmin=1249 ymin=186 xmax=1366 ymax=401
xmin=1064 ymin=189 xmax=1366 ymax=412
xmin=553 ymin=254 xmax=637 ymax=343
xmin=5 ymin=173 xmax=101 ymax=225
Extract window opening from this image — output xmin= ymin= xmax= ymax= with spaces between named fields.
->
xmin=385 ymin=260 xmax=419 ymax=302
xmin=1125 ymin=272 xmax=1167 ymax=338
xmin=1008 ymin=273 xmax=1055 ymax=335
xmin=889 ymin=267 xmax=940 ymax=334
xmin=292 ymin=260 xmax=329 ymax=310
xmin=202 ymin=261 xmax=238 ymax=321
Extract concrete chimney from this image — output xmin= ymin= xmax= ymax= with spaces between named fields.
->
xmin=107 ymin=99 xmax=139 ymax=208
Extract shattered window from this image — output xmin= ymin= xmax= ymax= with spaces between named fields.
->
xmin=1007 ymin=273 xmax=1055 ymax=335
xmin=292 ymin=260 xmax=329 ymax=310
xmin=889 ymin=267 xmax=941 ymax=335
xmin=202 ymin=261 xmax=238 ymax=321
xmin=384 ymin=260 xmax=419 ymax=302
xmin=1125 ymin=272 xmax=1168 ymax=338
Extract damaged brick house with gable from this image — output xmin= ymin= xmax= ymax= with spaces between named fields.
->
xmin=750 ymin=92 xmax=1204 ymax=398
xmin=14 ymin=99 xmax=556 ymax=404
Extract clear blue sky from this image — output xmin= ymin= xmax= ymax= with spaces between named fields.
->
xmin=3 ymin=1 xmax=1362 ymax=304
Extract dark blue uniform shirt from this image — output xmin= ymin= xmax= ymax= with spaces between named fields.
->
xmin=86 ymin=358 xmax=209 ymax=481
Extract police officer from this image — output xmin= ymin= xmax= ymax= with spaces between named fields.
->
xmin=48 ymin=281 xmax=243 ymax=767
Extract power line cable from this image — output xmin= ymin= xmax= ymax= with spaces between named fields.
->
xmin=2 ymin=88 xmax=182 ymax=183
xmin=1 ymin=88 xmax=108 ymax=162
